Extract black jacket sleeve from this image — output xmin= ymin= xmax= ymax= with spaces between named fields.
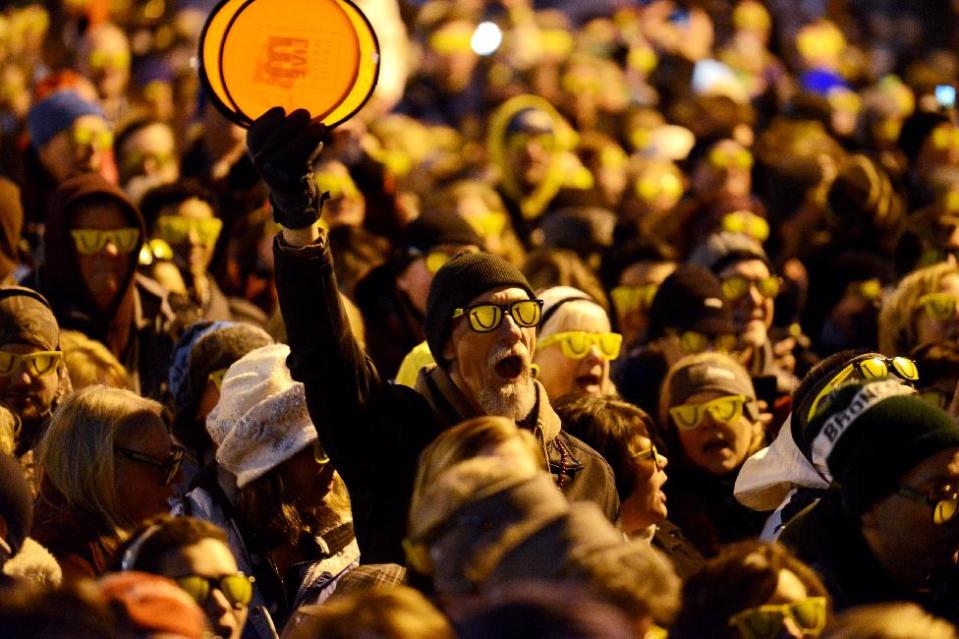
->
xmin=272 ymin=231 xmax=441 ymax=563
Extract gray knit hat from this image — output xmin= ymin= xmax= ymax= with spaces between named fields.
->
xmin=425 ymin=253 xmax=535 ymax=367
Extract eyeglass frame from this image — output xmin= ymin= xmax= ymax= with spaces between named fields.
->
xmin=896 ymin=484 xmax=959 ymax=526
xmin=0 ymin=350 xmax=62 ymax=377
xmin=114 ymin=445 xmax=185 ymax=485
xmin=805 ymin=356 xmax=919 ymax=422
xmin=174 ymin=573 xmax=256 ymax=609
xmin=452 ymin=299 xmax=544 ymax=333
xmin=727 ymin=596 xmax=828 ymax=639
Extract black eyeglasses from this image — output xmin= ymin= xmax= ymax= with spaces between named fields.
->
xmin=114 ymin=445 xmax=185 ymax=485
xmin=897 ymin=484 xmax=959 ymax=526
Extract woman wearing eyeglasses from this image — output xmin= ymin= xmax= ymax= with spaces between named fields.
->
xmin=533 ymin=287 xmax=620 ymax=401
xmin=657 ymin=352 xmax=768 ymax=557
xmin=879 ymin=261 xmax=959 ymax=357
xmin=32 ymin=386 xmax=183 ymax=581
xmin=115 ymin=515 xmax=251 ymax=639
xmin=673 ymin=541 xmax=831 ymax=639
xmin=555 ymin=394 xmax=705 ymax=580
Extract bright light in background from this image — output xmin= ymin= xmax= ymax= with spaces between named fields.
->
xmin=471 ymin=21 xmax=502 ymax=56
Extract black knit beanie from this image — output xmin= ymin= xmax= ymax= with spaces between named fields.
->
xmin=425 ymin=253 xmax=535 ymax=367
xmin=804 ymin=380 xmax=959 ymax=515
xmin=0 ymin=450 xmax=32 ymax=556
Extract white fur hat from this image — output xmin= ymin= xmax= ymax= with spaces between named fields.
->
xmin=206 ymin=344 xmax=318 ymax=488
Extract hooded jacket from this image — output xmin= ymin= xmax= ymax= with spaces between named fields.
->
xmin=38 ymin=173 xmax=174 ymax=398
xmin=272 ymin=230 xmax=619 ymax=565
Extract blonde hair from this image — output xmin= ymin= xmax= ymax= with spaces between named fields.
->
xmin=824 ymin=603 xmax=957 ymax=639
xmin=411 ymin=416 xmax=543 ymax=519
xmin=59 ymin=330 xmax=131 ymax=390
xmin=37 ymin=386 xmax=163 ymax=534
xmin=285 ymin=586 xmax=454 ymax=639
xmin=879 ymin=262 xmax=959 ymax=355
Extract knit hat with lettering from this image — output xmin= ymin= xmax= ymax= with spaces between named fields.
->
xmin=803 ymin=380 xmax=959 ymax=515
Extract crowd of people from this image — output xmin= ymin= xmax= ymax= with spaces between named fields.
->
xmin=3 ymin=0 xmax=959 ymax=637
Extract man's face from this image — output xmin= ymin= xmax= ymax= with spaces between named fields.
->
xmin=157 ymin=538 xmax=249 ymax=639
xmin=505 ymin=126 xmax=557 ymax=190
xmin=864 ymin=448 xmax=959 ymax=590
xmin=118 ymin=122 xmax=178 ymax=187
xmin=445 ymin=287 xmax=537 ymax=420
xmin=39 ymin=114 xmax=112 ymax=182
xmin=72 ymin=201 xmax=136 ymax=313
xmin=78 ymin=26 xmax=130 ymax=100
xmin=615 ymin=260 xmax=676 ymax=347
xmin=693 ymin=139 xmax=753 ymax=200
xmin=397 ymin=244 xmax=479 ymax=314
xmin=718 ymin=259 xmax=774 ymax=347
xmin=154 ymin=198 xmax=219 ymax=277
xmin=0 ymin=342 xmax=59 ymax=423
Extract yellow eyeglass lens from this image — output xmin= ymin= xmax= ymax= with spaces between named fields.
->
xmin=0 ymin=351 xmax=57 ymax=377
xmin=539 ymin=332 xmax=623 ymax=360
xmin=425 ymin=252 xmax=451 ymax=274
xmin=920 ymin=293 xmax=959 ymax=320
xmin=70 ymin=228 xmax=140 ymax=255
xmin=511 ymin=300 xmax=542 ymax=326
xmin=935 ymin=498 xmax=959 ymax=525
xmin=612 ymin=285 xmax=658 ymax=314
xmin=469 ymin=305 xmax=502 ymax=331
xmin=175 ymin=576 xmax=209 ymax=604
xmin=670 ymin=395 xmax=745 ymax=430
xmin=155 ymin=216 xmax=223 ymax=246
xmin=722 ymin=276 xmax=780 ymax=300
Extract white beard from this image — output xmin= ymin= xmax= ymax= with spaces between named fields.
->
xmin=477 ymin=373 xmax=537 ymax=420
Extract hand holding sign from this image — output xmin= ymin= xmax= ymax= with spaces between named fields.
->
xmin=198 ymin=0 xmax=380 ymax=129
xmin=247 ymin=107 xmax=329 ymax=229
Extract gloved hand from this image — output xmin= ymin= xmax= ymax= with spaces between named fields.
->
xmin=247 ymin=107 xmax=330 ymax=229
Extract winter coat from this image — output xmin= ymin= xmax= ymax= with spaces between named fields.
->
xmin=182 ymin=478 xmax=359 ymax=639
xmin=780 ymin=491 xmax=959 ymax=622
xmin=30 ymin=484 xmax=121 ymax=582
xmin=37 ymin=173 xmax=174 ymax=398
xmin=272 ymin=232 xmax=620 ymax=565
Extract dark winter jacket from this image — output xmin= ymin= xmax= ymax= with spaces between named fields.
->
xmin=273 ymin=231 xmax=620 ymax=565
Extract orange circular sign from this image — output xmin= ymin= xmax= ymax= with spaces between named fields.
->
xmin=198 ymin=0 xmax=380 ymax=128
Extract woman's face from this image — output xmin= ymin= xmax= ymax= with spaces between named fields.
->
xmin=533 ymin=302 xmax=614 ymax=401
xmin=274 ymin=444 xmax=336 ymax=511
xmin=674 ymin=390 xmax=757 ymax=475
xmin=113 ymin=413 xmax=181 ymax=525
xmin=916 ymin=273 xmax=959 ymax=348
xmin=621 ymin=431 xmax=669 ymax=534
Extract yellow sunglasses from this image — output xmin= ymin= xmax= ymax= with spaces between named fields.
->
xmin=932 ymin=126 xmax=959 ymax=152
xmin=806 ymin=356 xmax=919 ymax=421
xmin=611 ymin=284 xmax=659 ymax=315
xmin=721 ymin=211 xmax=770 ymax=242
xmin=71 ymin=228 xmax=140 ymax=255
xmin=89 ymin=49 xmax=131 ymax=71
xmin=728 ymin=597 xmax=827 ymax=639
xmin=72 ymin=126 xmax=113 ymax=151
xmin=631 ymin=443 xmax=665 ymax=471
xmin=537 ymin=331 xmax=622 ymax=360
xmin=0 ymin=350 xmax=62 ymax=377
xmin=154 ymin=216 xmax=223 ymax=246
xmin=452 ymin=299 xmax=544 ymax=333
xmin=846 ymin=279 xmax=882 ymax=302
xmin=465 ymin=211 xmax=508 ymax=238
xmin=635 ymin=172 xmax=683 ymax=202
xmin=675 ymin=330 xmax=737 ymax=355
xmin=919 ymin=292 xmax=959 ymax=321
xmin=670 ymin=394 xmax=748 ymax=430
xmin=708 ymin=147 xmax=753 ymax=170
xmin=721 ymin=275 xmax=781 ymax=301
xmin=897 ymin=483 xmax=959 ymax=526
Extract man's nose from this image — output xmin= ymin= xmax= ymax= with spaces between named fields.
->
xmin=498 ymin=312 xmax=524 ymax=341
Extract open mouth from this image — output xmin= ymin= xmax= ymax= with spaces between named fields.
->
xmin=702 ymin=439 xmax=731 ymax=454
xmin=575 ymin=373 xmax=602 ymax=392
xmin=495 ymin=354 xmax=524 ymax=380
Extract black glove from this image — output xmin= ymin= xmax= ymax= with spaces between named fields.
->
xmin=247 ymin=107 xmax=330 ymax=229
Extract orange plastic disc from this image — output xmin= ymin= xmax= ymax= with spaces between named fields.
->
xmin=198 ymin=0 xmax=247 ymax=116
xmin=321 ymin=0 xmax=380 ymax=126
xmin=219 ymin=0 xmax=361 ymax=126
